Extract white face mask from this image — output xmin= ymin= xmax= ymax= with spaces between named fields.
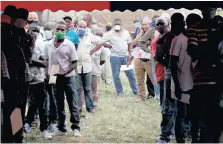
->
xmin=114 ymin=25 xmax=121 ymax=31
xmin=44 ymin=30 xmax=53 ymax=40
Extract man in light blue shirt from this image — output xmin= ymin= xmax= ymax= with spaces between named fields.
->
xmin=63 ymin=16 xmax=80 ymax=49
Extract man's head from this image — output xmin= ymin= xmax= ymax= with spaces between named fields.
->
xmin=82 ymin=14 xmax=92 ymax=28
xmin=14 ymin=8 xmax=29 ymax=28
xmin=95 ymin=28 xmax=104 ymax=37
xmin=55 ymin=20 xmax=66 ymax=40
xmin=77 ymin=20 xmax=87 ymax=37
xmin=171 ymin=12 xmax=185 ymax=35
xmin=155 ymin=16 xmax=168 ymax=34
xmin=186 ymin=13 xmax=202 ymax=28
xmin=105 ymin=22 xmax=112 ymax=32
xmin=133 ymin=16 xmax=142 ymax=29
xmin=151 ymin=15 xmax=160 ymax=28
xmin=2 ymin=5 xmax=17 ymax=24
xmin=28 ymin=12 xmax=38 ymax=25
xmin=113 ymin=18 xmax=122 ymax=32
xmin=141 ymin=19 xmax=150 ymax=32
xmin=201 ymin=7 xmax=217 ymax=20
xmin=213 ymin=15 xmax=223 ymax=29
xmin=28 ymin=23 xmax=40 ymax=40
xmin=44 ymin=22 xmax=55 ymax=40
xmin=63 ymin=16 xmax=72 ymax=30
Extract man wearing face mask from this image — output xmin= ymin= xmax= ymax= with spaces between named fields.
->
xmin=76 ymin=20 xmax=95 ymax=113
xmin=90 ymin=28 xmax=106 ymax=107
xmin=101 ymin=18 xmax=138 ymax=96
xmin=155 ymin=15 xmax=176 ymax=144
xmin=45 ymin=20 xmax=81 ymax=136
xmin=1 ymin=6 xmax=28 ymax=143
xmin=132 ymin=18 xmax=155 ymax=101
xmin=26 ymin=12 xmax=44 ymax=41
xmin=100 ymin=22 xmax=113 ymax=84
xmin=23 ymin=24 xmax=52 ymax=139
xmin=63 ymin=16 xmax=80 ymax=49
xmin=12 ymin=8 xmax=36 ymax=129
xmin=42 ymin=22 xmax=58 ymax=132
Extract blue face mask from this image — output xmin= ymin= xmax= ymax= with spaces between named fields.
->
xmin=151 ymin=22 xmax=156 ymax=28
xmin=134 ymin=23 xmax=141 ymax=29
xmin=77 ymin=28 xmax=86 ymax=36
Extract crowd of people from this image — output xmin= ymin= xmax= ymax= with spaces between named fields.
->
xmin=1 ymin=4 xmax=223 ymax=143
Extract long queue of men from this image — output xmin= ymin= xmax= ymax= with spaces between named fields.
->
xmin=1 ymin=4 xmax=223 ymax=143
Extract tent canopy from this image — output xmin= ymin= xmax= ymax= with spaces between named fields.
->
xmin=1 ymin=1 xmax=223 ymax=12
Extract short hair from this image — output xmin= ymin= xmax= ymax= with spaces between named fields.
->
xmin=3 ymin=5 xmax=17 ymax=19
xmin=171 ymin=12 xmax=184 ymax=23
xmin=56 ymin=20 xmax=66 ymax=26
xmin=83 ymin=14 xmax=92 ymax=22
xmin=156 ymin=16 xmax=168 ymax=25
xmin=77 ymin=20 xmax=87 ymax=27
xmin=44 ymin=21 xmax=56 ymax=29
xmin=186 ymin=13 xmax=202 ymax=26
xmin=114 ymin=18 xmax=121 ymax=22
xmin=63 ymin=16 xmax=72 ymax=21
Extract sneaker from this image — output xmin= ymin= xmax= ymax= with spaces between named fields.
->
xmin=40 ymin=130 xmax=52 ymax=139
xmin=146 ymin=95 xmax=154 ymax=99
xmin=156 ymin=138 xmax=168 ymax=144
xmin=24 ymin=123 xmax=31 ymax=133
xmin=48 ymin=123 xmax=58 ymax=133
xmin=54 ymin=130 xmax=67 ymax=136
xmin=88 ymin=109 xmax=96 ymax=113
xmin=73 ymin=129 xmax=82 ymax=137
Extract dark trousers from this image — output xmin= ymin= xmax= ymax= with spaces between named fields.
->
xmin=25 ymin=82 xmax=48 ymax=132
xmin=159 ymin=80 xmax=164 ymax=106
xmin=175 ymin=101 xmax=189 ymax=143
xmin=1 ymin=80 xmax=24 ymax=143
xmin=56 ymin=76 xmax=80 ymax=132
xmin=146 ymin=74 xmax=155 ymax=96
xmin=45 ymin=79 xmax=58 ymax=124
xmin=189 ymin=84 xmax=221 ymax=143
xmin=160 ymin=71 xmax=177 ymax=142
xmin=77 ymin=72 xmax=94 ymax=111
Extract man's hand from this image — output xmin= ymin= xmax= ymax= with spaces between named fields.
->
xmin=126 ymin=55 xmax=134 ymax=67
xmin=175 ymin=86 xmax=182 ymax=100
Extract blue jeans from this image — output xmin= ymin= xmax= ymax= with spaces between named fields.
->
xmin=110 ymin=56 xmax=138 ymax=95
xmin=77 ymin=72 xmax=94 ymax=111
xmin=152 ymin=62 xmax=160 ymax=99
xmin=160 ymin=70 xmax=177 ymax=142
xmin=55 ymin=76 xmax=80 ymax=131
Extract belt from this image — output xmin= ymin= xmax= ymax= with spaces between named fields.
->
xmin=140 ymin=58 xmax=150 ymax=62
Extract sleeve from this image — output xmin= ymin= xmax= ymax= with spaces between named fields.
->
xmin=73 ymin=32 xmax=80 ymax=44
xmin=139 ymin=29 xmax=155 ymax=43
xmin=170 ymin=36 xmax=181 ymax=57
xmin=69 ymin=43 xmax=78 ymax=61
xmin=127 ymin=31 xmax=133 ymax=44
xmin=44 ymin=43 xmax=49 ymax=60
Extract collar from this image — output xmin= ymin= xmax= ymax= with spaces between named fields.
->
xmin=1 ymin=14 xmax=11 ymax=24
xmin=51 ymin=38 xmax=69 ymax=47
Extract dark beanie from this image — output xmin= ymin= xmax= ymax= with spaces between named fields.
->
xmin=3 ymin=5 xmax=17 ymax=19
xmin=16 ymin=8 xmax=29 ymax=20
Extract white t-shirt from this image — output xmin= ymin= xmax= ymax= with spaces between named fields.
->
xmin=29 ymin=40 xmax=45 ymax=84
xmin=170 ymin=33 xmax=193 ymax=91
xmin=102 ymin=29 xmax=132 ymax=57
xmin=45 ymin=38 xmax=78 ymax=77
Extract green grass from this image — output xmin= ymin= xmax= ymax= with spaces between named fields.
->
xmin=24 ymin=73 xmax=162 ymax=143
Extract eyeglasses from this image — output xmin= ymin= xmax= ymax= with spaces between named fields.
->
xmin=56 ymin=28 xmax=66 ymax=31
xmin=156 ymin=22 xmax=165 ymax=27
xmin=32 ymin=30 xmax=40 ymax=33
